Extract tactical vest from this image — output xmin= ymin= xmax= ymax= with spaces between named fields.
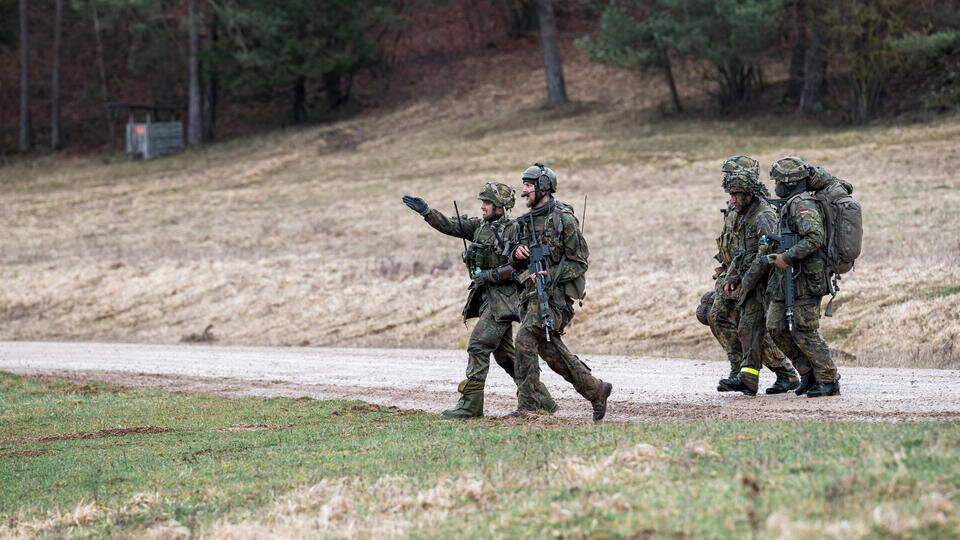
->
xmin=715 ymin=209 xmax=739 ymax=266
xmin=519 ymin=201 xmax=589 ymax=301
xmin=734 ymin=200 xmax=774 ymax=272
xmin=463 ymin=217 xmax=510 ymax=273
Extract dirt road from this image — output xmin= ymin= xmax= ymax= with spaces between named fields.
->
xmin=2 ymin=341 xmax=958 ymax=422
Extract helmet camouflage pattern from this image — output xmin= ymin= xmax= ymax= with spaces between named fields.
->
xmin=478 ymin=181 xmax=516 ymax=210
xmin=521 ymin=162 xmax=557 ymax=193
xmin=721 ymin=155 xmax=760 ymax=179
xmin=770 ymin=156 xmax=812 ymax=184
xmin=722 ymin=170 xmax=771 ymax=199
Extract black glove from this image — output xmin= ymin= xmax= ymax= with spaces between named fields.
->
xmin=471 ymin=268 xmax=496 ymax=285
xmin=402 ymin=195 xmax=429 ymax=215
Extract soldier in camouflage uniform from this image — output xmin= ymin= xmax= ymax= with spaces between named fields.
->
xmin=747 ymin=156 xmax=840 ymax=397
xmin=402 ymin=184 xmax=558 ymax=419
xmin=706 ymin=156 xmax=797 ymax=395
xmin=506 ymin=163 xmax=613 ymax=421
xmin=703 ymin=200 xmax=744 ymax=379
xmin=716 ymin=169 xmax=800 ymax=396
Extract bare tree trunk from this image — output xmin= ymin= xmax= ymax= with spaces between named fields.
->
xmin=786 ymin=0 xmax=807 ymax=100
xmin=201 ymin=21 xmax=218 ymax=142
xmin=292 ymin=76 xmax=307 ymax=123
xmin=534 ymin=0 xmax=566 ymax=106
xmin=51 ymin=0 xmax=64 ymax=150
xmin=187 ymin=0 xmax=202 ymax=146
xmin=798 ymin=7 xmax=827 ymax=115
xmin=19 ymin=0 xmax=32 ymax=153
xmin=663 ymin=56 xmax=682 ymax=113
xmin=92 ymin=8 xmax=115 ymax=145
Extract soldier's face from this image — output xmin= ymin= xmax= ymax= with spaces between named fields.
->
xmin=730 ymin=192 xmax=753 ymax=213
xmin=480 ymin=200 xmax=500 ymax=220
xmin=521 ymin=181 xmax=536 ymax=207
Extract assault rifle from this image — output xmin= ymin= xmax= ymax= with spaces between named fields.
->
xmin=526 ymin=212 xmax=556 ymax=342
xmin=762 ymin=199 xmax=802 ymax=332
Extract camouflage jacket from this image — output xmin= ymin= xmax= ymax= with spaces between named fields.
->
xmin=759 ymin=194 xmax=831 ymax=301
xmin=422 ymin=209 xmax=521 ymax=322
xmin=726 ymin=198 xmax=777 ymax=295
xmin=508 ymin=198 xmax=589 ymax=304
xmin=712 ymin=206 xmax=739 ymax=281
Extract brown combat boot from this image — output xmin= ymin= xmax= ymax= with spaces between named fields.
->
xmin=591 ymin=382 xmax=613 ymax=421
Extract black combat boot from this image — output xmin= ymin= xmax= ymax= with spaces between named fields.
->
xmin=794 ymin=370 xmax=816 ymax=396
xmin=765 ymin=371 xmax=800 ymax=394
xmin=717 ymin=376 xmax=757 ymax=396
xmin=806 ymin=375 xmax=841 ymax=398
xmin=591 ymin=382 xmax=613 ymax=421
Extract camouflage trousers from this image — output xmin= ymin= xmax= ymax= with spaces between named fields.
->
xmin=737 ymin=293 xmax=796 ymax=391
xmin=514 ymin=296 xmax=604 ymax=411
xmin=707 ymin=281 xmax=741 ymax=376
xmin=766 ymin=299 xmax=837 ymax=384
xmin=708 ymin=284 xmax=792 ymax=380
xmin=465 ymin=306 xmax=517 ymax=383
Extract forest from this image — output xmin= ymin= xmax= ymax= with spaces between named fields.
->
xmin=2 ymin=0 xmax=958 ymax=156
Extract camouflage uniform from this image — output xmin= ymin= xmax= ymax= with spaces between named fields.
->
xmin=722 ymin=173 xmax=798 ymax=394
xmin=405 ymin=184 xmax=557 ymax=418
xmin=509 ymin=196 xmax=610 ymax=418
xmin=754 ymin=157 xmax=839 ymax=396
xmin=707 ymin=206 xmax=743 ymax=378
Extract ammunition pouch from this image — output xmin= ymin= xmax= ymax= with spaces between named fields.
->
xmin=464 ymin=242 xmax=502 ymax=271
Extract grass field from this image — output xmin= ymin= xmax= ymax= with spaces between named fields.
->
xmin=1 ymin=48 xmax=959 ymax=368
xmin=1 ymin=372 xmax=958 ymax=538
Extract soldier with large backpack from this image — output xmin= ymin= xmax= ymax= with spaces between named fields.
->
xmin=507 ymin=163 xmax=613 ymax=421
xmin=703 ymin=156 xmax=798 ymax=395
xmin=716 ymin=164 xmax=800 ymax=396
xmin=749 ymin=156 xmax=861 ymax=398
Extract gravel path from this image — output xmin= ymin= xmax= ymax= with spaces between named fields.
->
xmin=2 ymin=341 xmax=959 ymax=423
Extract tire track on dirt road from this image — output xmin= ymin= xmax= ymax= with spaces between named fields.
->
xmin=2 ymin=341 xmax=959 ymax=423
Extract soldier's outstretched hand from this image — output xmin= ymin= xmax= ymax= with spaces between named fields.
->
xmin=402 ymin=195 xmax=429 ymax=215
xmin=514 ymin=245 xmax=530 ymax=260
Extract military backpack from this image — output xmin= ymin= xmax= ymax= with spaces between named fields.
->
xmin=806 ymin=170 xmax=863 ymax=275
xmin=790 ymin=170 xmax=863 ymax=315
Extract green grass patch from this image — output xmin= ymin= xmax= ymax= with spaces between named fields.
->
xmin=2 ymin=372 xmax=959 ymax=537
xmin=926 ymin=284 xmax=960 ymax=298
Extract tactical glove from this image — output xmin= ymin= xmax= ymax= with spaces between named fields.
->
xmin=402 ymin=195 xmax=429 ymax=215
xmin=472 ymin=268 xmax=497 ymax=285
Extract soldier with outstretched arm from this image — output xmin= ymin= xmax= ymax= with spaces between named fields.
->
xmin=401 ymin=183 xmax=558 ymax=419
xmin=506 ymin=163 xmax=612 ymax=421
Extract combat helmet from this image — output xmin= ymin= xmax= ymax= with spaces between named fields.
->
xmin=478 ymin=182 xmax=516 ymax=210
xmin=521 ymin=162 xmax=557 ymax=193
xmin=770 ymin=156 xmax=812 ymax=184
xmin=723 ymin=170 xmax=770 ymax=199
xmin=721 ymin=155 xmax=760 ymax=179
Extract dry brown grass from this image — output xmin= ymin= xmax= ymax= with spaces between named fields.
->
xmin=1 ymin=47 xmax=958 ymax=368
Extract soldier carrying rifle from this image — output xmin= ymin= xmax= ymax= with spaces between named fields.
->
xmin=506 ymin=163 xmax=613 ymax=421
xmin=402 ymin=184 xmax=559 ymax=419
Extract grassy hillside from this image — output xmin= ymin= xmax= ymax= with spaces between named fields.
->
xmin=1 ymin=49 xmax=959 ymax=367
xmin=2 ymin=372 xmax=959 ymax=537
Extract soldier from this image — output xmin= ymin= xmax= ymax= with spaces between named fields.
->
xmin=703 ymin=199 xmax=743 ymax=380
xmin=506 ymin=163 xmax=612 ymax=421
xmin=756 ymin=156 xmax=840 ymax=397
xmin=707 ymin=156 xmax=798 ymax=395
xmin=716 ymin=169 xmax=800 ymax=395
xmin=401 ymin=184 xmax=558 ymax=418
